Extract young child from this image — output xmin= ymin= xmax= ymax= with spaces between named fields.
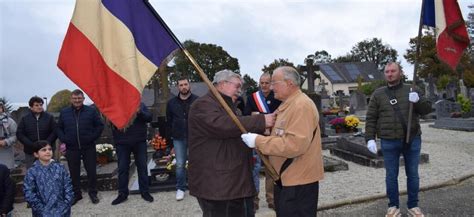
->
xmin=23 ymin=140 xmax=74 ymax=217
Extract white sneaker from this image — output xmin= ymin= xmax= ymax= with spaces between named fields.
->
xmin=385 ymin=207 xmax=401 ymax=217
xmin=176 ymin=190 xmax=185 ymax=201
xmin=407 ymin=207 xmax=425 ymax=217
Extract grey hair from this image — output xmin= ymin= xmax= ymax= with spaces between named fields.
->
xmin=274 ymin=66 xmax=301 ymax=86
xmin=213 ymin=69 xmax=242 ymax=84
xmin=260 ymin=72 xmax=271 ymax=79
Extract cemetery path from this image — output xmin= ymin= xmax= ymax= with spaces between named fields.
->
xmin=11 ymin=123 xmax=474 ymax=217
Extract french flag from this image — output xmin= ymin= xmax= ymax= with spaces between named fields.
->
xmin=57 ymin=0 xmax=179 ymax=129
xmin=422 ymin=0 xmax=470 ymax=70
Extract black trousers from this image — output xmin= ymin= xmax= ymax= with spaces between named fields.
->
xmin=274 ymin=181 xmax=319 ymax=217
xmin=66 ymin=147 xmax=97 ymax=197
xmin=197 ymin=197 xmax=254 ymax=217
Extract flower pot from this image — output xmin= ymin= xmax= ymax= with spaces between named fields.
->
xmin=97 ymin=155 xmax=108 ymax=165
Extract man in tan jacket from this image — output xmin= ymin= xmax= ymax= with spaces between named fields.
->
xmin=241 ymin=66 xmax=324 ymax=217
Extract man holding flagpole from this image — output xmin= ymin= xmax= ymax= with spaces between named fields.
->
xmin=365 ymin=62 xmax=432 ymax=217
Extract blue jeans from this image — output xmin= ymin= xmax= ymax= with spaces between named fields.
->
xmin=116 ymin=142 xmax=149 ymax=195
xmin=252 ymin=150 xmax=261 ymax=191
xmin=174 ymin=139 xmax=188 ymax=191
xmin=381 ymin=136 xmax=421 ymax=209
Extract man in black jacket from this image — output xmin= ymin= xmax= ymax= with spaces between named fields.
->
xmin=111 ymin=103 xmax=153 ymax=205
xmin=17 ymin=96 xmax=57 ymax=169
xmin=166 ymin=77 xmax=198 ymax=201
xmin=57 ymin=89 xmax=104 ymax=205
xmin=0 ymin=164 xmax=14 ymax=217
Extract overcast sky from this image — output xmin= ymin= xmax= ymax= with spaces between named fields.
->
xmin=0 ymin=0 xmax=472 ymax=105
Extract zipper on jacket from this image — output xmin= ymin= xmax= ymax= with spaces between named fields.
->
xmin=36 ymin=115 xmax=40 ymax=142
xmin=74 ymin=110 xmax=81 ymax=149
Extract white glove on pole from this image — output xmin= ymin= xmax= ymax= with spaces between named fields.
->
xmin=409 ymin=92 xmax=419 ymax=103
xmin=241 ymin=133 xmax=258 ymax=148
xmin=367 ymin=140 xmax=377 ymax=154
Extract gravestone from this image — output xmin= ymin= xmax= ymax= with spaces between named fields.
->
xmin=430 ymin=118 xmax=474 ymax=131
xmin=426 ymin=74 xmax=438 ymax=102
xmin=349 ymin=91 xmax=367 ymax=112
xmin=445 ymin=81 xmax=457 ymax=100
xmin=323 ymin=156 xmax=348 ymax=172
xmin=459 ymin=79 xmax=468 ymax=99
xmin=319 ymin=80 xmax=330 ymax=99
xmin=307 ymin=92 xmax=326 ymax=137
xmin=329 ymin=137 xmax=429 ymax=168
xmin=434 ymin=99 xmax=461 ymax=119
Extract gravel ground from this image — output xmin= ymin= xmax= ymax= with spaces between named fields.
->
xmin=12 ymin=123 xmax=474 ymax=217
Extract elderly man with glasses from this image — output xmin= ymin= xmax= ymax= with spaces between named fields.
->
xmin=188 ymin=69 xmax=275 ymax=217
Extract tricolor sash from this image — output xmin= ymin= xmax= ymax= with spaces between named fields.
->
xmin=251 ymin=91 xmax=270 ymax=114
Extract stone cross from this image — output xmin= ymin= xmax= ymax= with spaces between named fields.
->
xmin=319 ymin=80 xmax=329 ymax=98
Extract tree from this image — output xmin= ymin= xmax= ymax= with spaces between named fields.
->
xmin=47 ymin=89 xmax=72 ymax=113
xmin=0 ymin=97 xmax=13 ymax=113
xmin=467 ymin=5 xmax=473 ymax=56
xmin=242 ymin=74 xmax=258 ymax=96
xmin=348 ymin=38 xmax=398 ymax=71
xmin=261 ymin=58 xmax=296 ymax=75
xmin=173 ymin=40 xmax=240 ymax=83
xmin=312 ymin=50 xmax=333 ymax=63
xmin=333 ymin=54 xmax=359 ymax=63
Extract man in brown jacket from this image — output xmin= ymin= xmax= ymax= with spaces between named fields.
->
xmin=242 ymin=66 xmax=324 ymax=217
xmin=188 ymin=69 xmax=275 ymax=217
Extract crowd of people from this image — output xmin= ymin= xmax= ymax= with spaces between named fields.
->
xmin=0 ymin=63 xmax=430 ymax=217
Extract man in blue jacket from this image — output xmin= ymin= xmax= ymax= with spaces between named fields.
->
xmin=57 ymin=89 xmax=104 ymax=205
xmin=17 ymin=96 xmax=57 ymax=169
xmin=111 ymin=103 xmax=154 ymax=205
xmin=166 ymin=77 xmax=198 ymax=201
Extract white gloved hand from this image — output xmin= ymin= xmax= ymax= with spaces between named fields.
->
xmin=367 ymin=140 xmax=377 ymax=154
xmin=241 ymin=133 xmax=258 ymax=148
xmin=409 ymin=92 xmax=419 ymax=103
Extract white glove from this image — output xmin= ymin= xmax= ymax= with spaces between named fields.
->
xmin=367 ymin=140 xmax=377 ymax=154
xmin=409 ymin=92 xmax=419 ymax=103
xmin=241 ymin=133 xmax=258 ymax=148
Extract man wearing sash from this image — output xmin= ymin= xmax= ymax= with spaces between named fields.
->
xmin=243 ymin=72 xmax=281 ymax=212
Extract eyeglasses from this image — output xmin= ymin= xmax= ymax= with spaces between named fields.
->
xmin=225 ymin=80 xmax=242 ymax=89
xmin=270 ymin=80 xmax=285 ymax=85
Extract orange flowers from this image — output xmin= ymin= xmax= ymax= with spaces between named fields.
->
xmin=150 ymin=133 xmax=167 ymax=151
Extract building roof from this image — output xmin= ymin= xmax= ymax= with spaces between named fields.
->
xmin=319 ymin=62 xmax=382 ymax=84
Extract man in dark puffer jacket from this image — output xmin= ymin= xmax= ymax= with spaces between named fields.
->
xmin=110 ymin=103 xmax=153 ymax=205
xmin=17 ymin=96 xmax=57 ymax=169
xmin=365 ymin=62 xmax=432 ymax=217
xmin=57 ymin=89 xmax=104 ymax=205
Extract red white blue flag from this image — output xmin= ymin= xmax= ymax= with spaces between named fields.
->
xmin=422 ymin=0 xmax=470 ymax=70
xmin=252 ymin=91 xmax=270 ymax=114
xmin=58 ymin=0 xmax=179 ymax=129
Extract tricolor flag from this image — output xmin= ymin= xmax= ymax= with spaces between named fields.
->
xmin=58 ymin=0 xmax=179 ymax=129
xmin=422 ymin=0 xmax=470 ymax=70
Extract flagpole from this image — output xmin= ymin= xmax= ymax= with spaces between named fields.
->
xmin=406 ymin=0 xmax=426 ymax=144
xmin=143 ymin=0 xmax=279 ymax=181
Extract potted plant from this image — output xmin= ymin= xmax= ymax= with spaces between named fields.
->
xmin=96 ymin=143 xmax=115 ymax=165
xmin=329 ymin=115 xmax=360 ymax=133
